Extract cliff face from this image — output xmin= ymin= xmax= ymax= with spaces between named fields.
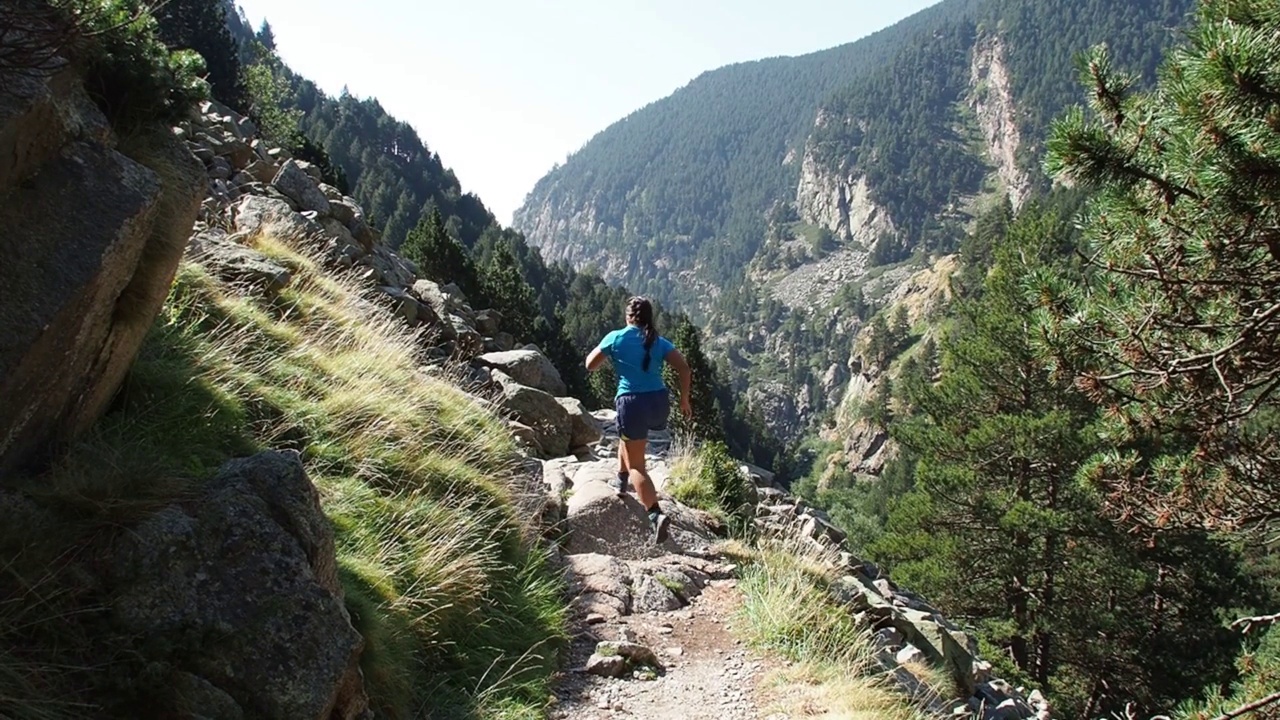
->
xmin=795 ymin=137 xmax=896 ymax=246
xmin=969 ymin=34 xmax=1031 ymax=210
xmin=0 ymin=59 xmax=205 ymax=477
xmin=824 ymin=255 xmax=958 ymax=487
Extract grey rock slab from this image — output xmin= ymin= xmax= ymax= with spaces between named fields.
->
xmin=271 ymin=159 xmax=331 ymax=215
xmin=585 ymin=653 xmax=628 ymax=678
xmin=188 ymin=231 xmax=291 ymax=293
xmin=564 ymin=482 xmax=655 ymax=558
xmin=474 ymin=349 xmax=567 ymax=396
xmin=109 ymin=451 xmax=368 ymax=719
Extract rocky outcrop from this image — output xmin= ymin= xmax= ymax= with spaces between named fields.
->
xmin=0 ymin=61 xmax=204 ymax=476
xmin=110 ymin=451 xmax=369 ymax=719
xmin=970 ymin=35 xmax=1031 ymax=210
xmin=753 ymin=479 xmax=1050 ymax=720
xmin=795 ymin=149 xmax=896 ymax=246
xmin=476 ymin=349 xmax=569 ymax=396
xmin=494 ymin=374 xmax=574 ymax=457
xmin=822 ymin=254 xmax=957 ymax=484
xmin=179 ymin=100 xmax=598 ymax=461
xmin=512 ymin=194 xmax=632 ymax=286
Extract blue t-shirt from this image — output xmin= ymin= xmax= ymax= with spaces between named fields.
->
xmin=599 ymin=326 xmax=675 ymax=396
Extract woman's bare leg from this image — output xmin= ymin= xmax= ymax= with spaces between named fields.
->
xmin=623 ymin=439 xmax=658 ymax=510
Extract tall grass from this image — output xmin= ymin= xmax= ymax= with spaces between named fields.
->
xmin=666 ymin=438 xmax=756 ymax=536
xmin=735 ymin=537 xmax=936 ymax=720
xmin=0 ymin=232 xmax=566 ymax=718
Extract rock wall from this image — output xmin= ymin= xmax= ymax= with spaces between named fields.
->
xmin=970 ymin=34 xmax=1031 ymax=211
xmin=827 ymin=255 xmax=957 ymax=484
xmin=513 ymin=193 xmax=633 ymax=286
xmin=752 ymin=479 xmax=1051 ymax=720
xmin=795 ymin=147 xmax=896 ymax=246
xmin=0 ymin=59 xmax=205 ymax=477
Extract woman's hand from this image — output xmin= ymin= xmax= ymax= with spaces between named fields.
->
xmin=680 ymin=395 xmax=693 ymax=419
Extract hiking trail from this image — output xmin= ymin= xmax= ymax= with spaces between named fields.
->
xmin=541 ymin=412 xmax=783 ymax=720
xmin=538 ymin=411 xmax=1051 ymax=720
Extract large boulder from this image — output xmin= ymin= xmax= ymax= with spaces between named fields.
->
xmin=449 ymin=315 xmax=485 ymax=358
xmin=271 ymin=159 xmax=331 ymax=216
xmin=0 ymin=64 xmax=109 ymax=190
xmin=495 ymin=375 xmax=572 ymax=457
xmin=319 ymin=216 xmax=361 ymax=254
xmin=474 ymin=309 xmax=502 ymax=336
xmin=557 ymin=397 xmax=603 ymax=449
xmin=0 ymin=124 xmax=204 ymax=475
xmin=474 ymin=349 xmax=568 ymax=396
xmin=360 ymin=245 xmax=416 ymax=289
xmin=188 ymin=230 xmax=292 ymax=293
xmin=234 ymin=195 xmax=323 ymax=240
xmin=563 ymin=481 xmax=654 ymax=558
xmin=245 ymin=159 xmax=279 ymax=184
xmin=109 ymin=451 xmax=369 ymax=719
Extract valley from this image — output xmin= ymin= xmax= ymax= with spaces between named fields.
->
xmin=0 ymin=0 xmax=1277 ymax=718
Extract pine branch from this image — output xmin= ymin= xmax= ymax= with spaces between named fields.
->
xmin=1230 ymin=611 xmax=1280 ymax=634
xmin=1208 ymin=690 xmax=1280 ymax=720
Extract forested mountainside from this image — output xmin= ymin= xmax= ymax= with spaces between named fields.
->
xmin=515 ymin=0 xmax=1195 ymax=440
xmin=516 ymin=0 xmax=1190 ymax=299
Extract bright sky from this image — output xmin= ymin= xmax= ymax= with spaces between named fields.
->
xmin=235 ymin=0 xmax=940 ymax=226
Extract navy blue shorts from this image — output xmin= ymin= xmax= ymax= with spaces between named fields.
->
xmin=616 ymin=390 xmax=670 ymax=441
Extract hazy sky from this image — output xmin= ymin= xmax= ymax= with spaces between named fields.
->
xmin=234 ymin=0 xmax=940 ymax=225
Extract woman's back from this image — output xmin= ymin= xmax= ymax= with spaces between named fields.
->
xmin=598 ymin=325 xmax=674 ymax=396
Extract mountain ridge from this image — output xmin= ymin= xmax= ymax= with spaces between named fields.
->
xmin=515 ymin=0 xmax=1196 ymax=439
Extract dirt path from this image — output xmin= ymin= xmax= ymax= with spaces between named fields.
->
xmin=542 ymin=414 xmax=790 ymax=720
xmin=550 ymin=580 xmax=773 ymax=720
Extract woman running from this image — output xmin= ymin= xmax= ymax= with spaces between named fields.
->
xmin=585 ymin=296 xmax=692 ymax=543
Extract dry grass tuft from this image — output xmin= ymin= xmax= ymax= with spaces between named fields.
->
xmin=736 ymin=537 xmax=936 ymax=720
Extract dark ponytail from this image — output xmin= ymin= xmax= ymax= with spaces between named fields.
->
xmin=627 ymin=296 xmax=658 ymax=371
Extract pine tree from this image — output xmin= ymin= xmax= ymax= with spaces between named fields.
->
xmin=865 ymin=314 xmax=892 ymax=366
xmin=859 ymin=376 xmax=893 ymax=428
xmin=872 ymin=207 xmax=1249 ymax=717
xmin=257 ymin=20 xmax=276 ymax=51
xmin=664 ymin=316 xmax=723 ymax=443
xmin=480 ymin=243 xmax=537 ymax=342
xmin=241 ymin=42 xmax=301 ymax=146
xmin=1039 ymin=0 xmax=1280 ymax=536
xmin=152 ymin=0 xmax=247 ymax=110
xmin=400 ymin=207 xmax=479 ymax=298
xmin=889 ymin=305 xmax=909 ymax=350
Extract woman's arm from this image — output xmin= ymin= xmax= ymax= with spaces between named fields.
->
xmin=585 ymin=346 xmax=608 ymax=372
xmin=666 ymin=348 xmax=693 ymax=418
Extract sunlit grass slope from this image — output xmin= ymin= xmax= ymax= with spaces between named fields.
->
xmin=1 ymin=232 xmax=566 ymax=719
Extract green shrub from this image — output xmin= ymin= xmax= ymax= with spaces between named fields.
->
xmin=59 ymin=0 xmax=209 ymax=131
xmin=667 ymin=440 xmax=755 ymax=535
